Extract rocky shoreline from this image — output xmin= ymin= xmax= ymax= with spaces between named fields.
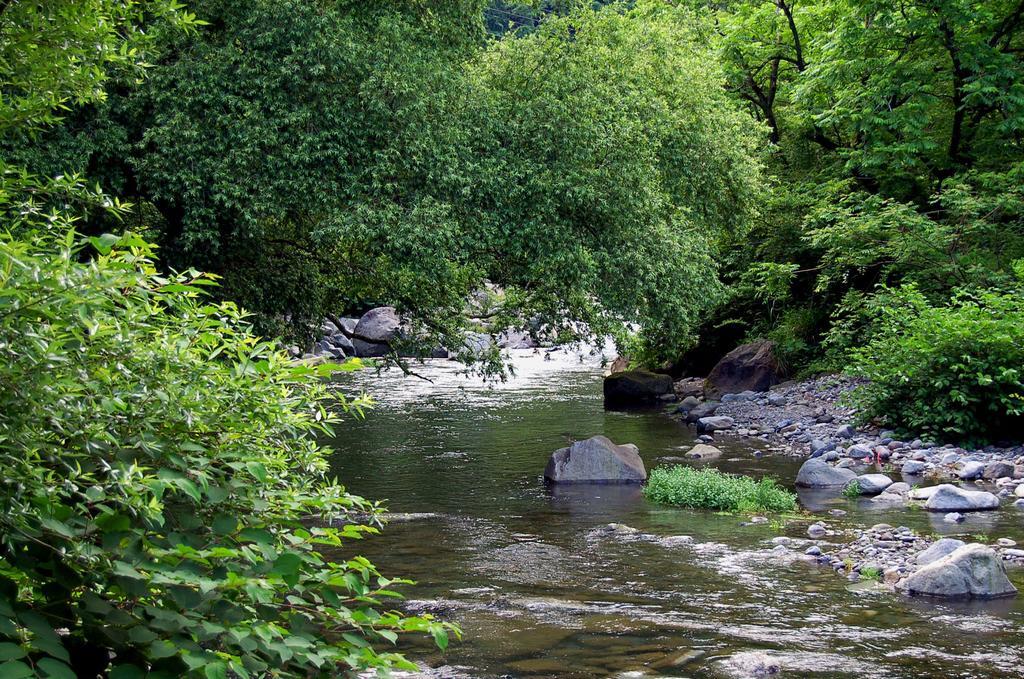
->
xmin=670 ymin=374 xmax=1024 ymax=507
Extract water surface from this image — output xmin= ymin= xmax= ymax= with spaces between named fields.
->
xmin=327 ymin=349 xmax=1024 ymax=678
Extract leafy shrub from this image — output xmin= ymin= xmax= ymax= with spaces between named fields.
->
xmin=850 ymin=284 xmax=1024 ymax=444
xmin=643 ymin=466 xmax=796 ymax=512
xmin=0 ymin=229 xmax=454 ymax=678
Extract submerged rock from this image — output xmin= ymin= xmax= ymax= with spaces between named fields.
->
xmin=544 ymin=436 xmax=646 ymax=484
xmin=904 ymin=544 xmax=1017 ymax=599
xmin=795 ymin=458 xmax=857 ymax=487
xmin=922 ymin=484 xmax=999 ymax=512
xmin=685 ymin=443 xmax=723 ymax=460
xmin=720 ymin=651 xmax=781 ymax=677
xmin=603 ymin=370 xmax=673 ymax=406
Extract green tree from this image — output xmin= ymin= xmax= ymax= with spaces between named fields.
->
xmin=16 ymin=0 xmax=764 ymax=364
xmin=0 ymin=2 xmax=454 ymax=676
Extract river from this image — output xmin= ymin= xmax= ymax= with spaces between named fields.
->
xmin=327 ymin=348 xmax=1024 ymax=678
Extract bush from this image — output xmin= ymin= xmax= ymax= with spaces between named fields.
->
xmin=850 ymin=284 xmax=1024 ymax=444
xmin=643 ymin=466 xmax=796 ymax=512
xmin=0 ymin=229 xmax=454 ymax=678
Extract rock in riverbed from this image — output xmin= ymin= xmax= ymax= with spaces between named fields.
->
xmin=351 ymin=306 xmax=401 ymax=357
xmin=795 ymin=458 xmax=857 ymax=487
xmin=915 ymin=538 xmax=966 ymax=566
xmin=603 ymin=370 xmax=673 ymax=406
xmin=697 ymin=416 xmax=735 ymax=432
xmin=685 ymin=444 xmax=723 ymax=460
xmin=904 ymin=544 xmax=1017 ymax=599
xmin=705 ymin=340 xmax=782 ymax=398
xmin=855 ymin=474 xmax=893 ymax=495
xmin=922 ymin=484 xmax=999 ymax=512
xmin=544 ymin=436 xmax=646 ymax=484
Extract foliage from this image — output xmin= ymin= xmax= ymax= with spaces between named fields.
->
xmin=842 ymin=481 xmax=861 ymax=499
xmin=14 ymin=0 xmax=764 ymax=364
xmin=0 ymin=229 xmax=455 ymax=677
xmin=675 ymin=0 xmax=1024 ymax=386
xmin=0 ymin=0 xmax=201 ymax=134
xmin=643 ymin=466 xmax=796 ymax=512
xmin=849 ymin=283 xmax=1024 ymax=443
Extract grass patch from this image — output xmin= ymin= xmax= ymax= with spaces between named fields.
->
xmin=842 ymin=480 xmax=861 ymax=498
xmin=644 ymin=466 xmax=797 ymax=513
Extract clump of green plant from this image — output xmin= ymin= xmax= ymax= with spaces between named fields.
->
xmin=842 ymin=481 xmax=862 ymax=498
xmin=0 ymin=230 xmax=456 ymax=678
xmin=859 ymin=566 xmax=882 ymax=581
xmin=850 ymin=283 xmax=1024 ymax=444
xmin=644 ymin=466 xmax=797 ymax=512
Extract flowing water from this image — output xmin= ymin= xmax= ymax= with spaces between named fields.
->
xmin=326 ymin=349 xmax=1024 ymax=678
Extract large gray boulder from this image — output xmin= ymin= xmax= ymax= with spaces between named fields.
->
xmin=795 ymin=458 xmax=857 ymax=488
xmin=856 ymin=474 xmax=894 ymax=495
xmin=923 ymin=484 xmax=999 ymax=512
xmin=705 ymin=340 xmax=782 ymax=398
xmin=351 ymin=307 xmax=401 ymax=357
xmin=916 ymin=538 xmax=966 ymax=566
xmin=544 ymin=436 xmax=646 ymax=484
xmin=603 ymin=370 xmax=673 ymax=406
xmin=904 ymin=544 xmax=1017 ymax=599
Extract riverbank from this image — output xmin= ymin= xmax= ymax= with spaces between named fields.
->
xmin=675 ymin=374 xmax=1024 ymax=494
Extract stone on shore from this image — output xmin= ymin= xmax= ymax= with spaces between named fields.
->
xmin=544 ymin=436 xmax=646 ymax=484
xmin=923 ymin=484 xmax=999 ymax=512
xmin=795 ymin=458 xmax=857 ymax=488
xmin=901 ymin=460 xmax=927 ymax=475
xmin=983 ymin=461 xmax=1015 ymax=480
xmin=916 ymin=538 xmax=966 ymax=565
xmin=957 ymin=461 xmax=986 ymax=480
xmin=705 ymin=340 xmax=782 ymax=398
xmin=352 ymin=306 xmax=401 ymax=357
xmin=697 ymin=416 xmax=735 ymax=432
xmin=904 ymin=544 xmax=1017 ymax=599
xmin=603 ymin=370 xmax=673 ymax=406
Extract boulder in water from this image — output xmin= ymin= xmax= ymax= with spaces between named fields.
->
xmin=603 ymin=370 xmax=673 ymax=406
xmin=544 ymin=436 xmax=647 ymax=484
xmin=795 ymin=458 xmax=857 ymax=488
xmin=685 ymin=444 xmax=722 ymax=460
xmin=916 ymin=538 xmax=966 ymax=566
xmin=923 ymin=484 xmax=999 ymax=512
xmin=856 ymin=474 xmax=893 ymax=495
xmin=904 ymin=544 xmax=1017 ymax=599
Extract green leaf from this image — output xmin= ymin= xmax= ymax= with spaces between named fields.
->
xmin=109 ymin=664 xmax=146 ymax=679
xmin=0 ymin=643 xmax=25 ymax=661
xmin=0 ymin=661 xmax=32 ymax=679
xmin=204 ymin=661 xmax=228 ymax=679
xmin=36 ymin=658 xmax=76 ymax=679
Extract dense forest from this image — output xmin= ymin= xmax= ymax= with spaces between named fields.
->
xmin=1 ymin=0 xmax=1023 ymax=676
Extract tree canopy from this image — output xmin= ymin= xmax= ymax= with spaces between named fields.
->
xmin=12 ymin=0 xmax=765 ymax=363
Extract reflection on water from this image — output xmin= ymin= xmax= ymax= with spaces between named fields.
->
xmin=326 ymin=349 xmax=1024 ymax=678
